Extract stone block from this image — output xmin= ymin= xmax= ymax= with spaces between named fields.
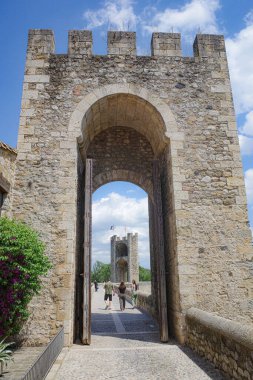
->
xmin=193 ymin=34 xmax=226 ymax=57
xmin=151 ymin=33 xmax=182 ymax=57
xmin=27 ymin=29 xmax=55 ymax=57
xmin=68 ymin=30 xmax=92 ymax=56
xmin=24 ymin=74 xmax=50 ymax=83
xmin=108 ymin=31 xmax=136 ymax=56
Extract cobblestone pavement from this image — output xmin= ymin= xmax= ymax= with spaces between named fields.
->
xmin=46 ymin=287 xmax=225 ymax=380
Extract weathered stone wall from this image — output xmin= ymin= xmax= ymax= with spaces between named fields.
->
xmin=186 ymin=308 xmax=253 ymax=380
xmin=0 ymin=142 xmax=17 ymax=216
xmin=87 ymin=125 xmax=154 ymax=193
xmin=138 ymin=281 xmax=151 ymax=294
xmin=10 ymin=29 xmax=253 ymax=346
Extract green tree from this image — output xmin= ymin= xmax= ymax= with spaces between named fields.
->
xmin=139 ymin=266 xmax=151 ymax=281
xmin=91 ymin=261 xmax=111 ymax=282
xmin=0 ymin=217 xmax=51 ymax=338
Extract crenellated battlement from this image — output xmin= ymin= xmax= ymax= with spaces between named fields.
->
xmin=27 ymin=29 xmax=226 ymax=58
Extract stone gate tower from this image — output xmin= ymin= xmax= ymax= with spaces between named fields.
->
xmin=111 ymin=233 xmax=139 ymax=283
xmin=1 ymin=29 xmax=252 ymax=346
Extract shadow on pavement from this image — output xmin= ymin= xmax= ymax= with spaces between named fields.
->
xmin=178 ymin=345 xmax=226 ymax=380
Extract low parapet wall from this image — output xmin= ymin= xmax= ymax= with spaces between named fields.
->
xmin=186 ymin=307 xmax=253 ymax=380
xmin=113 ymin=284 xmax=156 ymax=319
xmin=127 ymin=289 xmax=157 ymax=320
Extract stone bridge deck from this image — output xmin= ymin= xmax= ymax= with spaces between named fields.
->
xmin=46 ymin=287 xmax=224 ymax=380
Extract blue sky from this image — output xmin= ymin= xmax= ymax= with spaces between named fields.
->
xmin=0 ymin=0 xmax=252 ymax=267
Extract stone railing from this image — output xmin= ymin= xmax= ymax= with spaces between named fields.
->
xmin=186 ymin=307 xmax=253 ymax=380
xmin=133 ymin=291 xmax=156 ymax=320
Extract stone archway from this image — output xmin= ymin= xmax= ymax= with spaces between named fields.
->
xmin=71 ymin=84 xmax=185 ymax=344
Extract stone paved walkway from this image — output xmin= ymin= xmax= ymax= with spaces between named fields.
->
xmin=1 ymin=346 xmax=44 ymax=379
xmin=46 ymin=287 xmax=225 ymax=380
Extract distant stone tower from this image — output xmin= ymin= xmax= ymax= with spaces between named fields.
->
xmin=111 ymin=233 xmax=139 ymax=283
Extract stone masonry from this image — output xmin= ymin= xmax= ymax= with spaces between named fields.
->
xmin=111 ymin=233 xmax=139 ymax=283
xmin=0 ymin=142 xmax=17 ymax=216
xmin=2 ymin=29 xmax=252 ymax=346
xmin=186 ymin=308 xmax=253 ymax=380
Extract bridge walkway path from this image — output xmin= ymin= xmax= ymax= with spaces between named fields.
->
xmin=46 ymin=286 xmax=224 ymax=380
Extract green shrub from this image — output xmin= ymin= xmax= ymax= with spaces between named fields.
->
xmin=0 ymin=217 xmax=51 ymax=338
xmin=91 ymin=261 xmax=111 ymax=282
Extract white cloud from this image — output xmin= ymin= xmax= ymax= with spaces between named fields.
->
xmin=226 ymin=19 xmax=253 ymax=114
xmin=142 ymin=0 xmax=220 ymax=35
xmin=83 ymin=0 xmax=220 ymax=38
xmin=245 ymin=169 xmax=253 ymax=205
xmin=240 ymin=111 xmax=253 ymax=137
xmin=239 ymin=134 xmax=253 ymax=155
xmin=83 ymin=0 xmax=137 ymax=31
xmin=245 ymin=10 xmax=253 ymax=27
xmin=93 ymin=192 xmax=148 ymax=228
xmin=92 ymin=192 xmax=150 ymax=268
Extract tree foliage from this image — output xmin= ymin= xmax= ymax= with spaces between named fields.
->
xmin=139 ymin=265 xmax=151 ymax=281
xmin=91 ymin=261 xmax=111 ymax=283
xmin=0 ymin=217 xmax=51 ymax=338
xmin=91 ymin=261 xmax=151 ymax=282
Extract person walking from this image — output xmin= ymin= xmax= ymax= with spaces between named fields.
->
xmin=131 ymin=279 xmax=138 ymax=308
xmin=94 ymin=280 xmax=98 ymax=292
xmin=118 ymin=281 xmax=126 ymax=311
xmin=104 ymin=280 xmax=113 ymax=310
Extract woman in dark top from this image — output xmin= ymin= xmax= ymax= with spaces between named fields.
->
xmin=118 ymin=281 xmax=126 ymax=311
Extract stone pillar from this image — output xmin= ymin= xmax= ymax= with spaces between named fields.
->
xmin=110 ymin=235 xmax=117 ymax=282
xmin=107 ymin=31 xmax=136 ymax=56
xmin=127 ymin=233 xmax=139 ymax=282
xmin=68 ymin=30 xmax=92 ymax=56
xmin=151 ymin=33 xmax=182 ymax=57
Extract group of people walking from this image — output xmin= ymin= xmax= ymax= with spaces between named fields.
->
xmin=103 ymin=279 xmax=138 ymax=311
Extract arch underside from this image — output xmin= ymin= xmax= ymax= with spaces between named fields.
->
xmin=80 ymin=93 xmax=169 ymax=197
xmin=87 ymin=125 xmax=155 ymax=198
xmin=79 ymin=93 xmax=168 ymax=157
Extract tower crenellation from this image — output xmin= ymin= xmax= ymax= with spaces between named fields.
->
xmin=193 ymin=34 xmax=226 ymax=58
xmin=151 ymin=32 xmax=182 ymax=57
xmin=27 ymin=29 xmax=55 ymax=58
xmin=68 ymin=30 xmax=93 ymax=56
xmin=107 ymin=31 xmax=136 ymax=56
xmin=26 ymin=29 xmax=227 ymax=60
